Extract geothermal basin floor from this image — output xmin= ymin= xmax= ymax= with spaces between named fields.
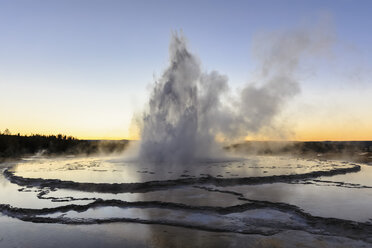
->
xmin=0 ymin=155 xmax=371 ymax=247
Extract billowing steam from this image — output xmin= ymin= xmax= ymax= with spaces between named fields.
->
xmin=138 ymin=23 xmax=333 ymax=163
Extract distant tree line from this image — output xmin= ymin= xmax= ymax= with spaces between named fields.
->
xmin=0 ymin=129 xmax=129 ymax=160
xmin=226 ymin=140 xmax=372 ymax=155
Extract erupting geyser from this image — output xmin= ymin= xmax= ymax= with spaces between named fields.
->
xmin=139 ymin=35 xmax=201 ymax=163
xmin=139 ymin=26 xmax=333 ymax=163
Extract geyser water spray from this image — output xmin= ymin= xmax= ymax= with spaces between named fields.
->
xmin=139 ymin=24 xmax=333 ymax=163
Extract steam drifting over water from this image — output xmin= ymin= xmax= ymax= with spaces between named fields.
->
xmin=139 ymin=24 xmax=333 ymax=163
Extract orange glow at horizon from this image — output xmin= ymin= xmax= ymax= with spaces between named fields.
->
xmin=3 ymin=108 xmax=372 ymax=141
xmin=6 ymin=126 xmax=372 ymax=142
xmin=293 ymin=126 xmax=372 ymax=141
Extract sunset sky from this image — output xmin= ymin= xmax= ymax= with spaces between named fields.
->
xmin=1 ymin=0 xmax=371 ymax=141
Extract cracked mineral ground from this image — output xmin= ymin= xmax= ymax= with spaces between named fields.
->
xmin=0 ymin=154 xmax=372 ymax=248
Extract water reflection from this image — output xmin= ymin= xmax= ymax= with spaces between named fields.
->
xmin=219 ymin=172 xmax=372 ymax=222
xmin=11 ymin=155 xmax=351 ymax=184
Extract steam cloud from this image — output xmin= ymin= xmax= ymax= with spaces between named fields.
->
xmin=138 ymin=23 xmax=333 ymax=163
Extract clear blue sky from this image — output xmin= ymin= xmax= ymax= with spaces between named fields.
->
xmin=1 ymin=0 xmax=371 ymax=140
